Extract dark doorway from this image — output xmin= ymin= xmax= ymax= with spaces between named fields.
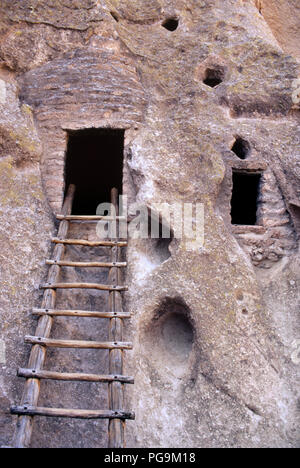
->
xmin=64 ymin=128 xmax=124 ymax=214
xmin=231 ymin=171 xmax=261 ymax=225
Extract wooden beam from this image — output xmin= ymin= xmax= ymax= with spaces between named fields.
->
xmin=40 ymin=282 xmax=128 ymax=292
xmin=17 ymin=368 xmax=134 ymax=384
xmin=56 ymin=215 xmax=126 ymax=221
xmin=11 ymin=406 xmax=135 ymax=420
xmin=25 ymin=336 xmax=133 ymax=350
xmin=32 ymin=309 xmax=131 ymax=319
xmin=46 ymin=260 xmax=127 ymax=268
xmin=52 ymin=238 xmax=127 ymax=247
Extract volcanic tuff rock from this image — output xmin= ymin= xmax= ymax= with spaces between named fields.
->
xmin=0 ymin=0 xmax=299 ymax=448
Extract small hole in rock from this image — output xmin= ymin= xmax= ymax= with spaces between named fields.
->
xmin=231 ymin=137 xmax=251 ymax=160
xmin=203 ymin=67 xmax=224 ymax=88
xmin=242 ymin=309 xmax=248 ymax=315
xmin=110 ymin=11 xmax=119 ymax=22
xmin=162 ymin=18 xmax=179 ymax=32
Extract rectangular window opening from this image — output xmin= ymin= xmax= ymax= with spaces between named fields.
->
xmin=64 ymin=128 xmax=125 ymax=215
xmin=231 ymin=171 xmax=262 ymax=225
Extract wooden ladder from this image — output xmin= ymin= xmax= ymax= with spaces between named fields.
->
xmin=11 ymin=185 xmax=134 ymax=448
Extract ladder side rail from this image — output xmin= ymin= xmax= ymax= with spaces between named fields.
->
xmin=13 ymin=185 xmax=76 ymax=448
xmin=108 ymin=188 xmax=125 ymax=448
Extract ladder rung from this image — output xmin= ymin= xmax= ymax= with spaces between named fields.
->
xmin=56 ymin=215 xmax=126 ymax=221
xmin=25 ymin=336 xmax=133 ymax=350
xmin=11 ymin=406 xmax=135 ymax=420
xmin=40 ymin=283 xmax=128 ymax=291
xmin=18 ymin=368 xmax=134 ymax=384
xmin=52 ymin=238 xmax=127 ymax=247
xmin=32 ymin=309 xmax=131 ymax=319
xmin=46 ymin=260 xmax=127 ymax=268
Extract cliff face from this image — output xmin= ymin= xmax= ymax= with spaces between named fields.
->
xmin=255 ymin=0 xmax=300 ymax=60
xmin=0 ymin=0 xmax=299 ymax=448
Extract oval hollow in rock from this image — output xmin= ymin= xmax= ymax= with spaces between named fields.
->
xmin=162 ymin=18 xmax=179 ymax=32
xmin=162 ymin=312 xmax=194 ymax=362
xmin=145 ymin=299 xmax=194 ymax=378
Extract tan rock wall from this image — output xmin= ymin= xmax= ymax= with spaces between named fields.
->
xmin=0 ymin=0 xmax=299 ymax=448
xmin=254 ymin=0 xmax=300 ymax=60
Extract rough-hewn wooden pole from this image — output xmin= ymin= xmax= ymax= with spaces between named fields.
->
xmin=108 ymin=188 xmax=125 ymax=448
xmin=12 ymin=184 xmax=75 ymax=448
